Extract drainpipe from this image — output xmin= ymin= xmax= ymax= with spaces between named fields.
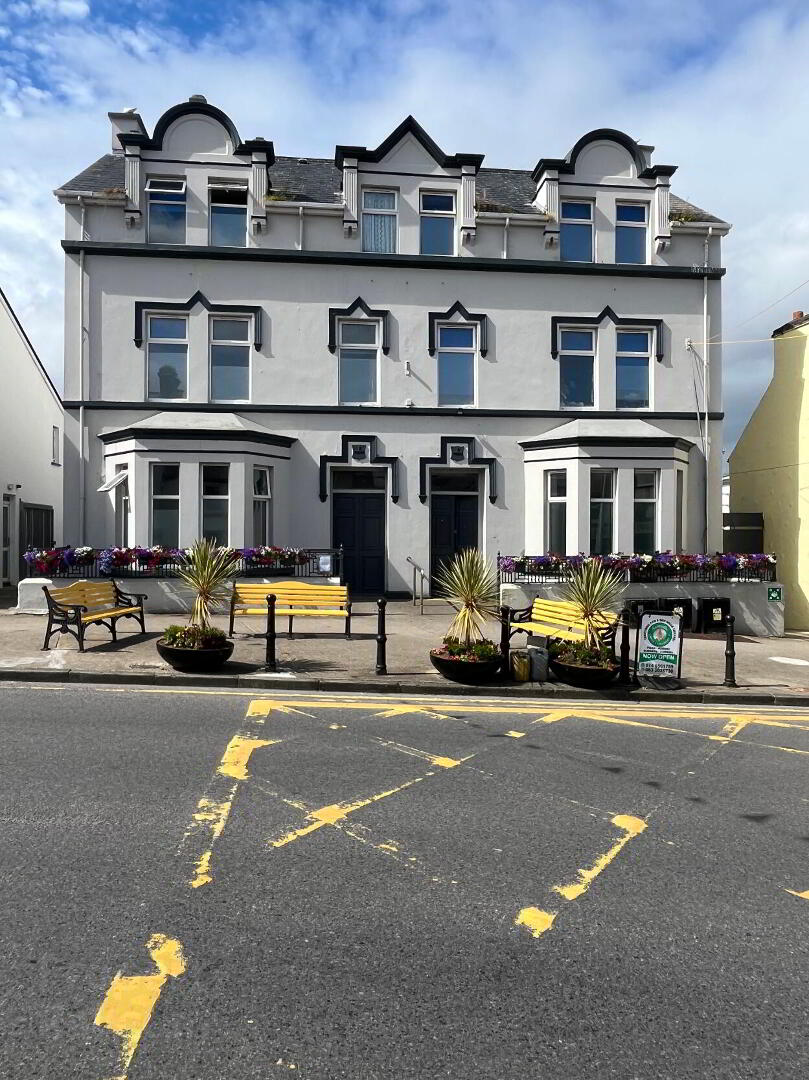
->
xmin=297 ymin=205 xmax=304 ymax=250
xmin=78 ymin=197 xmax=87 ymax=545
xmin=702 ymin=226 xmax=714 ymax=552
xmin=502 ymin=215 xmax=510 ymax=259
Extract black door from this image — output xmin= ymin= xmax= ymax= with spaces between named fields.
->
xmin=430 ymin=493 xmax=479 ymax=586
xmin=19 ymin=503 xmax=54 ymax=578
xmin=332 ymin=492 xmax=386 ymax=594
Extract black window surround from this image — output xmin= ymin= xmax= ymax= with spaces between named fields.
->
xmin=328 ymin=297 xmax=391 ymax=355
xmin=134 ymin=291 xmax=262 ymax=348
xmin=550 ymin=306 xmax=664 ymax=362
xmin=428 ymin=302 xmax=489 ymax=358
xmin=418 ymin=437 xmax=497 ymax=504
xmin=319 ymin=435 xmax=400 ymax=503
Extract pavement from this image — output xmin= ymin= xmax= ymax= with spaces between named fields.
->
xmin=4 ymin=597 xmax=809 ymax=705
xmin=1 ymin=682 xmax=808 ymax=1078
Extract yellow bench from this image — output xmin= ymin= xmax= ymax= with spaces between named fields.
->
xmin=42 ymin=580 xmax=147 ymax=652
xmin=228 ymin=581 xmax=352 ymax=639
xmin=508 ymin=597 xmax=618 ymax=644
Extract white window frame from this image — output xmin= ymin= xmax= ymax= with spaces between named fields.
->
xmin=146 ymin=314 xmax=188 ymax=402
xmin=560 ymin=199 xmax=594 ymax=262
xmin=208 ymin=180 xmax=248 ymax=247
xmin=419 ymin=190 xmax=456 ymax=256
xmin=558 ymin=325 xmax=596 ymax=409
xmin=200 ymin=462 xmax=230 ymax=546
xmin=361 ymin=189 xmax=398 ymax=254
xmin=616 ymin=327 xmax=652 ymax=410
xmin=252 ymin=465 xmax=273 ymax=546
xmin=589 ymin=468 xmax=616 ymax=555
xmin=150 ymin=462 xmax=180 ymax=548
xmin=209 ymin=315 xmax=252 ymax=403
xmin=437 ymin=321 xmax=477 ymax=407
xmin=337 ymin=318 xmax=381 ymax=406
xmin=145 ymin=177 xmax=187 ymax=245
xmin=615 ymin=202 xmax=649 ymax=264
xmin=633 ymin=468 xmax=659 ymax=553
xmin=545 ymin=469 xmax=567 ymax=554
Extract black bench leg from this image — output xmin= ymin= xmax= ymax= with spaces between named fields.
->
xmin=42 ymin=619 xmax=54 ymax=651
xmin=77 ymin=623 xmax=86 ymax=653
xmin=110 ymin=619 xmax=117 ymax=643
xmin=139 ymin=608 xmax=146 ymax=634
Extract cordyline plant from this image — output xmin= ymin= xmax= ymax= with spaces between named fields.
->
xmin=561 ymin=560 xmax=625 ymax=651
xmin=434 ymin=548 xmax=500 ymax=648
xmin=177 ymin=538 xmax=239 ymax=630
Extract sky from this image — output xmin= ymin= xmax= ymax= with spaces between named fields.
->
xmin=2 ymin=0 xmax=809 ymax=456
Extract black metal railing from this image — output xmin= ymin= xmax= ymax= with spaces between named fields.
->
xmin=24 ymin=547 xmax=344 ymax=583
xmin=497 ymin=553 xmax=777 ymax=585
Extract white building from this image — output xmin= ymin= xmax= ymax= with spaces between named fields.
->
xmin=0 ymin=287 xmax=63 ymax=586
xmin=55 ymin=97 xmax=728 ymax=594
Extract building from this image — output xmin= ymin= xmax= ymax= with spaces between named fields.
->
xmin=0 ymin=287 xmax=63 ymax=586
xmin=730 ymin=311 xmax=809 ymax=628
xmin=55 ymin=96 xmax=728 ymax=595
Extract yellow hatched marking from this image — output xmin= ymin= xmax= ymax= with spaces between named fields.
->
xmin=532 ymin=709 xmax=573 ymax=726
xmin=554 ymin=814 xmax=647 ymax=901
xmin=246 ymin=700 xmax=273 ymax=717
xmin=718 ymin=716 xmax=753 ymax=740
xmin=515 ymin=907 xmax=556 ymax=938
xmin=94 ymin=934 xmax=186 ymax=1079
xmin=270 ymin=776 xmax=425 ymax=848
xmin=373 ymin=705 xmax=455 ymax=720
xmin=188 ymin=792 xmax=236 ymax=888
xmin=372 ymin=736 xmax=473 ymax=769
xmin=218 ymin=735 xmax=277 ymax=780
xmin=786 ymin=887 xmax=809 ymax=900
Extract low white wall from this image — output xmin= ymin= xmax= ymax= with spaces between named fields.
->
xmin=16 ymin=576 xmax=341 ymax=616
xmin=501 ymin=580 xmax=785 ymax=637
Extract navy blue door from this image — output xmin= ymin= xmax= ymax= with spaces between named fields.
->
xmin=430 ymin=493 xmax=479 ymax=586
xmin=332 ymin=492 xmax=386 ymax=594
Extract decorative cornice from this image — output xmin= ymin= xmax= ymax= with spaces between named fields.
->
xmin=551 ymin=306 xmax=664 ymax=362
xmin=418 ymin=437 xmax=497 ymax=504
xmin=118 ymin=99 xmax=275 ymax=162
xmin=319 ymin=435 xmax=400 ymax=502
xmin=133 ymin=291 xmax=262 ymax=348
xmin=532 ymin=128 xmax=676 ymax=184
xmin=428 ymin=301 xmax=488 ymax=357
xmin=335 ymin=115 xmax=483 ymax=172
xmin=328 ymin=297 xmax=391 ymax=355
xmin=62 ymin=400 xmax=725 ymax=421
xmin=62 ymin=241 xmax=726 ymax=279
xmin=519 ymin=434 xmax=692 ymax=451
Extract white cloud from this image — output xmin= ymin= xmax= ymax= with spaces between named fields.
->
xmin=0 ymin=0 xmax=806 ymax=456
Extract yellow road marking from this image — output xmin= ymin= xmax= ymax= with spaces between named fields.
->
xmin=532 ymin=709 xmax=573 ymax=726
xmin=188 ymin=792 xmax=236 ymax=888
xmin=786 ymin=887 xmax=809 ymax=900
xmin=373 ymin=705 xmax=455 ymax=720
xmin=218 ymin=735 xmax=277 ymax=780
xmin=246 ymin=699 xmax=272 ymax=717
xmin=515 ymin=907 xmax=556 ymax=938
xmin=372 ymin=736 xmax=472 ymax=769
xmin=553 ymin=814 xmax=647 ymax=901
xmin=270 ymin=776 xmax=425 ymax=848
xmin=505 ymin=730 xmax=526 ymax=738
xmin=94 ymin=934 xmax=186 ymax=1078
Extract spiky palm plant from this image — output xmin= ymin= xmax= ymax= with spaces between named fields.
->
xmin=561 ymin=560 xmax=625 ymax=652
xmin=434 ymin=548 xmax=500 ymax=649
xmin=177 ymin=538 xmax=239 ymax=630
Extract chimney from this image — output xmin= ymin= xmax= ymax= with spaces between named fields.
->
xmin=108 ymin=108 xmax=145 ymax=153
xmin=793 ymin=310 xmax=805 ymax=321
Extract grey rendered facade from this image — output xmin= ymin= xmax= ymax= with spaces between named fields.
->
xmin=56 ymin=97 xmax=728 ymax=595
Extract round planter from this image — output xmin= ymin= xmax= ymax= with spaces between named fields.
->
xmin=549 ymin=657 xmax=619 ymax=689
xmin=429 ymin=650 xmax=503 ymax=685
xmin=156 ymin=639 xmax=234 ymax=673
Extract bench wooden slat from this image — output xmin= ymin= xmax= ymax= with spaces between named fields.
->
xmin=229 ymin=580 xmax=352 ymax=638
xmin=80 ymin=605 xmax=141 ymax=623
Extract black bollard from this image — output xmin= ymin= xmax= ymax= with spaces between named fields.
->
xmin=723 ymin=614 xmax=737 ymax=688
xmin=500 ymin=604 xmax=511 ymax=678
xmin=618 ymin=606 xmax=631 ymax=685
xmin=265 ymin=593 xmax=277 ymax=671
xmin=376 ymin=597 xmax=387 ymax=676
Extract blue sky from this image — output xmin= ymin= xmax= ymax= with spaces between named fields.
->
xmin=2 ymin=0 xmax=809 ymax=453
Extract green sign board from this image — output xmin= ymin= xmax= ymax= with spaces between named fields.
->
xmin=768 ymin=587 xmax=782 ymax=603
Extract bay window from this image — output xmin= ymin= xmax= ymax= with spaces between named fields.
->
xmin=252 ymin=466 xmax=272 ymax=546
xmin=546 ymin=471 xmax=567 ymax=554
xmin=151 ymin=464 xmax=180 ymax=547
xmin=589 ymin=469 xmax=615 ymax=555
xmin=633 ymin=469 xmax=658 ymax=553
xmin=201 ymin=464 xmax=229 ymax=545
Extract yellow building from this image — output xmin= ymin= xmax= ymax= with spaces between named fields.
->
xmin=729 ymin=312 xmax=809 ymax=629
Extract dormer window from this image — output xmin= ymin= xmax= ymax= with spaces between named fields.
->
xmin=362 ymin=190 xmax=397 ymax=253
xmin=209 ymin=183 xmax=248 ymax=246
xmin=615 ymin=203 xmax=648 ymax=264
xmin=146 ymin=178 xmax=186 ymax=244
xmin=420 ymin=191 xmax=455 ymax=256
xmin=560 ymin=201 xmax=593 ymax=263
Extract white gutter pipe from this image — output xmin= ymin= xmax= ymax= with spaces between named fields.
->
xmin=703 ymin=226 xmax=714 ymax=551
xmin=78 ymin=197 xmax=87 ymax=545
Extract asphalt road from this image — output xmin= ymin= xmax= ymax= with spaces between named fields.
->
xmin=1 ymin=683 xmax=808 ymax=1079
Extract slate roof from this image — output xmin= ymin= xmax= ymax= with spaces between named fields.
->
xmin=56 ymin=153 xmax=727 ymax=225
